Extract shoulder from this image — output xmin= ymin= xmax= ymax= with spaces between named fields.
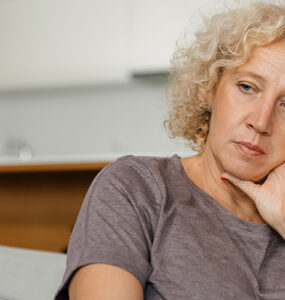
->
xmin=96 ymin=154 xmax=181 ymax=196
xmin=109 ymin=154 xmax=179 ymax=177
xmin=104 ymin=154 xmax=173 ymax=173
xmin=80 ymin=155 xmax=177 ymax=219
xmin=79 ymin=154 xmax=190 ymax=238
xmin=87 ymin=154 xmax=183 ymax=216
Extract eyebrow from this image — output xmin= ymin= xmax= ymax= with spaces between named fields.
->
xmin=234 ymin=71 xmax=266 ymax=82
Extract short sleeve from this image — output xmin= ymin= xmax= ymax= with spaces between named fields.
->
xmin=54 ymin=155 xmax=160 ymax=300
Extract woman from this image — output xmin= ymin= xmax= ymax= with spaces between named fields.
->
xmin=55 ymin=2 xmax=285 ymax=299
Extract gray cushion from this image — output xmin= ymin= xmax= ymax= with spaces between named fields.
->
xmin=0 ymin=245 xmax=66 ymax=300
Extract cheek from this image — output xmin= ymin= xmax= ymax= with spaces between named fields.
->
xmin=210 ymin=94 xmax=237 ymax=131
xmin=208 ymin=114 xmax=226 ymax=151
xmin=209 ymin=106 xmax=232 ymax=136
xmin=274 ymin=133 xmax=285 ymax=162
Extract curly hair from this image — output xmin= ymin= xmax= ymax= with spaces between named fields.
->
xmin=164 ymin=1 xmax=285 ymax=152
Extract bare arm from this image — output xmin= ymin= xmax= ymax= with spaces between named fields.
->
xmin=69 ymin=263 xmax=144 ymax=300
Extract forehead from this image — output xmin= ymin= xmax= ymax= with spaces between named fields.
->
xmin=236 ymin=41 xmax=285 ymax=76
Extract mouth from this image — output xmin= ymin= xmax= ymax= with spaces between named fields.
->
xmin=235 ymin=141 xmax=265 ymax=157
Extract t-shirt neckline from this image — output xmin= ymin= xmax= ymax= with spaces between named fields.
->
xmin=171 ymin=154 xmax=278 ymax=238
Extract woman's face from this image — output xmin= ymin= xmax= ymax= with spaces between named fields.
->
xmin=206 ymin=40 xmax=285 ymax=182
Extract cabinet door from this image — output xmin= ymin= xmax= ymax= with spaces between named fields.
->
xmin=0 ymin=0 xmax=130 ymax=90
xmin=130 ymin=0 xmax=225 ymax=73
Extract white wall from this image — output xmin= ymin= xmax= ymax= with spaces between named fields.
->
xmin=0 ymin=0 xmax=239 ymax=90
xmin=1 ymin=0 xmax=244 ymax=163
xmin=0 ymin=0 xmax=131 ymax=90
xmin=0 ymin=79 xmax=195 ymax=163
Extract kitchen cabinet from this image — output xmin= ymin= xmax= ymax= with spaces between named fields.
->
xmin=0 ymin=79 xmax=194 ymax=161
xmin=0 ymin=0 xmax=236 ymax=90
xmin=0 ymin=161 xmax=109 ymax=252
xmin=0 ymin=0 xmax=130 ymax=90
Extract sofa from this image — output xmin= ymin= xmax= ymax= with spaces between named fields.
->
xmin=0 ymin=245 xmax=66 ymax=300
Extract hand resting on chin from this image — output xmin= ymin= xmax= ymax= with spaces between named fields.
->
xmin=222 ymin=162 xmax=285 ymax=239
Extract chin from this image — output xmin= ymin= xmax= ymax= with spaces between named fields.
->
xmin=222 ymin=160 xmax=270 ymax=183
xmin=254 ymin=175 xmax=268 ymax=185
xmin=241 ymin=171 xmax=268 ymax=184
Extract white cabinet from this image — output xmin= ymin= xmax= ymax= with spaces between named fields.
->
xmin=0 ymin=0 xmax=230 ymax=90
xmin=0 ymin=0 xmax=131 ymax=90
xmin=130 ymin=0 xmax=226 ymax=73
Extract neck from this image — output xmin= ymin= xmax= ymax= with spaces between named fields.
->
xmin=181 ymin=146 xmax=266 ymax=224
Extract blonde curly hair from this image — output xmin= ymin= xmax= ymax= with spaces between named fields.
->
xmin=164 ymin=1 xmax=285 ymax=152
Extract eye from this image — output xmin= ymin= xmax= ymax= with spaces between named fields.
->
xmin=278 ymin=102 xmax=285 ymax=119
xmin=237 ymin=83 xmax=254 ymax=94
xmin=280 ymin=102 xmax=285 ymax=111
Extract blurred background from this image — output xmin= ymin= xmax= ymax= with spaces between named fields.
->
xmin=0 ymin=0 xmax=228 ymax=253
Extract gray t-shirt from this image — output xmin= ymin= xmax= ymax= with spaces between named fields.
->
xmin=55 ymin=154 xmax=285 ymax=300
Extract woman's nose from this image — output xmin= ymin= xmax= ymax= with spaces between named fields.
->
xmin=246 ymin=101 xmax=274 ymax=135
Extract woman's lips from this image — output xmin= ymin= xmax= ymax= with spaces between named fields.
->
xmin=235 ymin=141 xmax=265 ymax=157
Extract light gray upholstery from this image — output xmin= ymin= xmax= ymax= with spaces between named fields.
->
xmin=0 ymin=245 xmax=66 ymax=300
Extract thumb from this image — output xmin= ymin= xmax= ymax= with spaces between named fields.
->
xmin=221 ymin=173 xmax=259 ymax=201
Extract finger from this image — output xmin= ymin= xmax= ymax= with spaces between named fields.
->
xmin=221 ymin=173 xmax=260 ymax=201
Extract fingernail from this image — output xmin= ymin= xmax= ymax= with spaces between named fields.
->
xmin=221 ymin=177 xmax=229 ymax=181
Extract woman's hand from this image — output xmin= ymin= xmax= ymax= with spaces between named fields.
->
xmin=221 ymin=162 xmax=285 ymax=239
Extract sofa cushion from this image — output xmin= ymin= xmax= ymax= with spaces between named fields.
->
xmin=0 ymin=245 xmax=66 ymax=300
